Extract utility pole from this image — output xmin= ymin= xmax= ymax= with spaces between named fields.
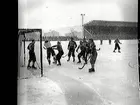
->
xmin=81 ymin=14 xmax=85 ymax=39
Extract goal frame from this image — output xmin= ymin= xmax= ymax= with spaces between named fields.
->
xmin=18 ymin=29 xmax=43 ymax=77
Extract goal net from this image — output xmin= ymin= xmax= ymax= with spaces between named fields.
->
xmin=18 ymin=29 xmax=43 ymax=78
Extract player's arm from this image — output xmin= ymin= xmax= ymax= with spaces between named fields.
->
xmin=52 ymin=45 xmax=58 ymax=50
xmin=27 ymin=45 xmax=30 ymax=50
xmin=27 ymin=43 xmax=31 ymax=50
xmin=67 ymin=42 xmax=70 ymax=50
xmin=53 ymin=48 xmax=58 ymax=50
xmin=74 ymin=41 xmax=77 ymax=49
xmin=43 ymin=42 xmax=47 ymax=49
xmin=76 ymin=45 xmax=80 ymax=52
xmin=52 ymin=45 xmax=57 ymax=48
xmin=118 ymin=40 xmax=122 ymax=44
xmin=119 ymin=42 xmax=122 ymax=44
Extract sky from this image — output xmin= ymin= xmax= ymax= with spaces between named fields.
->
xmin=18 ymin=0 xmax=138 ymax=33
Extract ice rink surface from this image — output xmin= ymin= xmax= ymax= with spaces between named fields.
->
xmin=18 ymin=40 xmax=139 ymax=105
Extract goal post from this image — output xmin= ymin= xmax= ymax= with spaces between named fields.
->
xmin=18 ymin=29 xmax=43 ymax=77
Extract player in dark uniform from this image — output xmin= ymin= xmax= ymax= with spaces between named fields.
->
xmin=27 ymin=39 xmax=37 ymax=69
xmin=109 ymin=39 xmax=111 ymax=45
xmin=100 ymin=40 xmax=103 ymax=45
xmin=76 ymin=40 xmax=87 ymax=63
xmin=82 ymin=38 xmax=88 ymax=63
xmin=85 ymin=40 xmax=91 ymax=64
xmin=88 ymin=39 xmax=98 ymax=72
xmin=52 ymin=41 xmax=64 ymax=66
xmin=113 ymin=38 xmax=122 ymax=53
xmin=67 ymin=37 xmax=77 ymax=62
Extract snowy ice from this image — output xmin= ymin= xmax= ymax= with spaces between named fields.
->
xmin=18 ymin=40 xmax=139 ymax=105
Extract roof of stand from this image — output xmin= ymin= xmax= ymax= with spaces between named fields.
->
xmin=84 ymin=20 xmax=137 ymax=27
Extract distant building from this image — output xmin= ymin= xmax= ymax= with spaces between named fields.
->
xmin=44 ymin=30 xmax=60 ymax=37
xmin=83 ymin=20 xmax=138 ymax=40
xmin=65 ymin=30 xmax=82 ymax=39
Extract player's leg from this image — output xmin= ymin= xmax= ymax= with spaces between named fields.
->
xmin=67 ymin=48 xmax=72 ymax=61
xmin=57 ymin=51 xmax=64 ymax=66
xmin=85 ymin=52 xmax=88 ymax=64
xmin=89 ymin=53 xmax=97 ymax=72
xmin=56 ymin=53 xmax=61 ymax=65
xmin=84 ymin=50 xmax=88 ymax=64
xmin=72 ymin=48 xmax=75 ymax=62
xmin=118 ymin=44 xmax=121 ymax=53
xmin=27 ymin=52 xmax=32 ymax=68
xmin=27 ymin=59 xmax=31 ymax=68
xmin=32 ymin=52 xmax=37 ymax=69
xmin=85 ymin=49 xmax=91 ymax=64
xmin=47 ymin=49 xmax=51 ymax=65
xmin=83 ymin=51 xmax=87 ymax=63
xmin=113 ymin=44 xmax=117 ymax=52
xmin=81 ymin=50 xmax=86 ymax=62
xmin=77 ymin=51 xmax=82 ymax=63
xmin=89 ymin=59 xmax=95 ymax=72
xmin=57 ymin=54 xmax=61 ymax=66
xmin=51 ymin=48 xmax=56 ymax=63
xmin=109 ymin=40 xmax=111 ymax=45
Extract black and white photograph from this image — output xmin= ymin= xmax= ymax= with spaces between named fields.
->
xmin=18 ymin=0 xmax=139 ymax=105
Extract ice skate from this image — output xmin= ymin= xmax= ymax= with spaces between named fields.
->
xmin=27 ymin=65 xmax=31 ymax=69
xmin=53 ymin=58 xmax=57 ymax=64
xmin=48 ymin=59 xmax=51 ymax=65
xmin=118 ymin=50 xmax=121 ymax=53
xmin=32 ymin=66 xmax=37 ymax=69
xmin=89 ymin=68 xmax=95 ymax=72
xmin=89 ymin=68 xmax=92 ymax=72
xmin=85 ymin=61 xmax=87 ymax=64
xmin=53 ymin=56 xmax=56 ymax=62
xmin=77 ymin=61 xmax=81 ymax=64
xmin=113 ymin=50 xmax=116 ymax=53
xmin=53 ymin=61 xmax=57 ymax=64
xmin=67 ymin=57 xmax=70 ymax=62
xmin=57 ymin=63 xmax=61 ymax=66
xmin=73 ymin=57 xmax=75 ymax=62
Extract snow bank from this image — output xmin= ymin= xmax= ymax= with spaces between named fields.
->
xmin=17 ymin=77 xmax=67 ymax=105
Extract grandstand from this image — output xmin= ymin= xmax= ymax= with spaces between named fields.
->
xmin=83 ymin=20 xmax=138 ymax=40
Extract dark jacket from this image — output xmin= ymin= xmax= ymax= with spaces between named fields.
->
xmin=27 ymin=42 xmax=35 ymax=53
xmin=68 ymin=40 xmax=77 ymax=49
xmin=90 ymin=42 xmax=97 ymax=56
xmin=52 ymin=44 xmax=64 ymax=53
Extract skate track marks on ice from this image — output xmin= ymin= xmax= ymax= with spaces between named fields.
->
xmin=44 ymin=68 xmax=107 ymax=105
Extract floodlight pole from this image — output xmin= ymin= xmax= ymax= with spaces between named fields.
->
xmin=81 ymin=14 xmax=85 ymax=39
